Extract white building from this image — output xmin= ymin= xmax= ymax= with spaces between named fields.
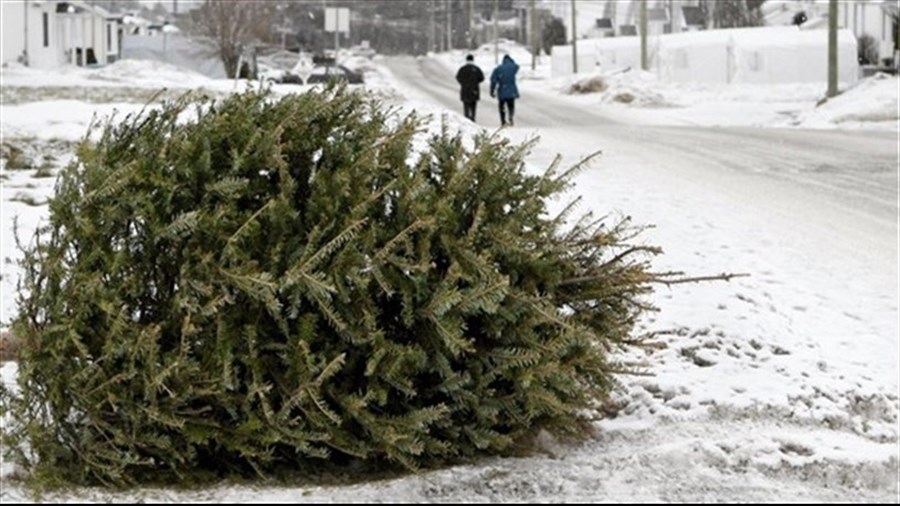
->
xmin=544 ymin=0 xmax=896 ymax=64
xmin=554 ymin=24 xmax=860 ymax=84
xmin=1 ymin=0 xmax=122 ymax=69
xmin=1 ymin=0 xmax=60 ymax=69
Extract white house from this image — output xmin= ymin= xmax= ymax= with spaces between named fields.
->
xmin=55 ymin=1 xmax=121 ymax=66
xmin=1 ymin=0 xmax=122 ymax=69
xmin=1 ymin=0 xmax=60 ymax=69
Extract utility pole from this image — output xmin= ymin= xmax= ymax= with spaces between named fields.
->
xmin=640 ymin=0 xmax=648 ymax=70
xmin=468 ymin=0 xmax=474 ymax=49
xmin=610 ymin=0 xmax=617 ymax=35
xmin=430 ymin=0 xmax=436 ymax=53
xmin=539 ymin=8 xmax=544 ymax=62
xmin=494 ymin=0 xmax=499 ymax=64
xmin=446 ymin=0 xmax=452 ymax=51
xmin=571 ymin=0 xmax=577 ymax=73
xmin=530 ymin=0 xmax=536 ymax=70
xmin=826 ymin=0 xmax=838 ymax=97
xmin=23 ymin=0 xmax=28 ymax=66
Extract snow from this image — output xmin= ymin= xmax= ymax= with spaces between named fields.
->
xmin=1 ymin=59 xmax=216 ymax=89
xmin=432 ymin=48 xmax=899 ymax=131
xmin=550 ymin=25 xmax=860 ymax=86
xmin=1 ymin=44 xmax=899 ymax=502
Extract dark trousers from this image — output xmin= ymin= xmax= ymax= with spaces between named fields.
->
xmin=498 ymin=98 xmax=515 ymax=125
xmin=463 ymin=101 xmax=477 ymax=121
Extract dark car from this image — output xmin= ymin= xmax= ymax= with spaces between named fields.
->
xmin=306 ymin=64 xmax=364 ymax=85
xmin=279 ymin=72 xmax=305 ymax=84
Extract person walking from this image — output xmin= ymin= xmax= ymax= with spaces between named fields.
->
xmin=455 ymin=54 xmax=484 ymax=122
xmin=490 ymin=54 xmax=520 ymax=127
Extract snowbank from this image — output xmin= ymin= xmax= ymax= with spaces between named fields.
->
xmin=1 ymin=59 xmax=214 ymax=89
xmin=794 ymin=73 xmax=900 ymax=130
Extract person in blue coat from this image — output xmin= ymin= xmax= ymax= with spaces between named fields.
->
xmin=489 ymin=54 xmax=520 ymax=126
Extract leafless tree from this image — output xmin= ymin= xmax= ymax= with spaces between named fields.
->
xmin=697 ymin=0 xmax=765 ymax=29
xmin=188 ymin=0 xmax=276 ymax=78
xmin=857 ymin=33 xmax=879 ymax=66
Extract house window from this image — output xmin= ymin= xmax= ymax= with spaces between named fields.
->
xmin=107 ymin=24 xmax=112 ymax=50
xmin=42 ymin=13 xmax=49 ymax=47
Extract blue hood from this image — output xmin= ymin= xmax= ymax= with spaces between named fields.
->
xmin=490 ymin=55 xmax=520 ymax=100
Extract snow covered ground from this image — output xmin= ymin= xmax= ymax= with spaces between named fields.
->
xmin=1 ymin=47 xmax=898 ymax=502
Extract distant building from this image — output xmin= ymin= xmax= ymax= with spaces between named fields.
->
xmin=1 ymin=0 xmax=123 ymax=68
xmin=539 ymin=0 xmax=691 ymax=40
xmin=763 ymin=0 xmax=896 ymax=64
xmin=538 ymin=0 xmax=895 ymax=64
xmin=119 ymin=12 xmax=153 ymax=36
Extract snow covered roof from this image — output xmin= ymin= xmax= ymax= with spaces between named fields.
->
xmin=55 ymin=0 xmax=115 ymax=19
xmin=735 ymin=25 xmax=857 ymax=47
xmin=122 ymin=14 xmax=151 ymax=26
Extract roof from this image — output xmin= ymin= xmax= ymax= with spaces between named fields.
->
xmin=122 ymin=14 xmax=151 ymax=26
xmin=56 ymin=1 xmax=115 ymax=19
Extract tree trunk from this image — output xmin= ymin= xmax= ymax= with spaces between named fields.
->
xmin=222 ymin=49 xmax=240 ymax=79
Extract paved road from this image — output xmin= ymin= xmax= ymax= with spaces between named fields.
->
xmin=384 ymin=55 xmax=898 ymax=260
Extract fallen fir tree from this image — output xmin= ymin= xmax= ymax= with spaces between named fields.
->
xmin=1 ymin=86 xmax=724 ymax=487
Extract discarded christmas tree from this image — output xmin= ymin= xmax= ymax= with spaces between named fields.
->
xmin=2 ymin=86 xmax=661 ymax=487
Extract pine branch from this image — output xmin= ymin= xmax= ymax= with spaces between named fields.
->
xmin=651 ymin=272 xmax=750 ymax=286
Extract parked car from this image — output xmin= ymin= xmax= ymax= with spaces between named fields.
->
xmin=350 ymin=44 xmax=376 ymax=59
xmin=306 ymin=64 xmax=364 ymax=85
xmin=258 ymin=64 xmax=304 ymax=85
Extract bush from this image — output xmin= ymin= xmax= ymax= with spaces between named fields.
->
xmin=542 ymin=17 xmax=567 ymax=56
xmin=613 ymin=92 xmax=636 ymax=104
xmin=1 ymin=142 xmax=33 ymax=170
xmin=569 ymin=76 xmax=608 ymax=95
xmin=2 ymin=86 xmax=660 ymax=487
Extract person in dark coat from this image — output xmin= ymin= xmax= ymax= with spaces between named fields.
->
xmin=455 ymin=54 xmax=484 ymax=122
xmin=489 ymin=54 xmax=520 ymax=126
